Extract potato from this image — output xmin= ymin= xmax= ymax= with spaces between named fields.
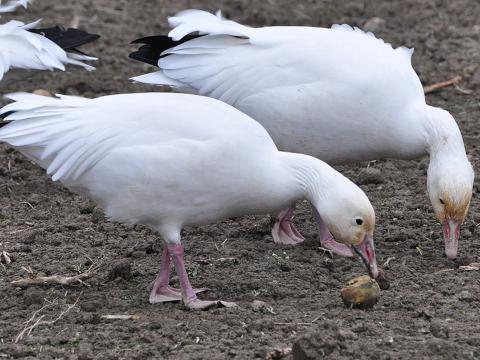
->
xmin=340 ymin=275 xmax=380 ymax=308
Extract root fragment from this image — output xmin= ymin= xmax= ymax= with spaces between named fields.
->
xmin=11 ymin=264 xmax=99 ymax=288
xmin=15 ymin=295 xmax=81 ymax=343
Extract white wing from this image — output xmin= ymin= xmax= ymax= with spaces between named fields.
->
xmin=131 ymin=10 xmax=423 ymax=107
xmin=0 ymin=19 xmax=96 ymax=82
xmin=0 ymin=92 xmax=273 ymax=183
xmin=0 ymin=0 xmax=31 ymax=13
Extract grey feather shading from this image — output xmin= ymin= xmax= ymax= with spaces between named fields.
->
xmin=0 ymin=120 xmax=12 ymax=128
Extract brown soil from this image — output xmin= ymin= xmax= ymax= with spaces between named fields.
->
xmin=1 ymin=0 xmax=480 ymax=359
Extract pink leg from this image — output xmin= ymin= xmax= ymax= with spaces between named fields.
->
xmin=312 ymin=206 xmax=353 ymax=257
xmin=149 ymin=243 xmax=206 ymax=304
xmin=271 ymin=204 xmax=305 ymax=245
xmin=168 ymin=243 xmax=220 ymax=310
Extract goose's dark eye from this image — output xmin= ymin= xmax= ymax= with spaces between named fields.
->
xmin=356 ymin=218 xmax=363 ymax=225
xmin=439 ymin=198 xmax=445 ymax=205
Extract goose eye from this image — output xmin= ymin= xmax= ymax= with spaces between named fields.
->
xmin=355 ymin=218 xmax=363 ymax=225
xmin=439 ymin=198 xmax=445 ymax=205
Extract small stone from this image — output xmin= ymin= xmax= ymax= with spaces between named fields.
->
xmin=107 ymin=260 xmax=132 ymax=281
xmin=457 ymin=290 xmax=474 ymax=302
xmin=363 ymin=17 xmax=386 ymax=33
xmin=130 ymin=250 xmax=146 ymax=259
xmin=375 ymin=270 xmax=390 ymax=290
xmin=430 ymin=319 xmax=450 ymax=339
xmin=337 ymin=329 xmax=358 ymax=341
xmin=357 ymin=167 xmax=383 ymax=185
xmin=79 ymin=203 xmax=95 ymax=214
xmin=251 ymin=300 xmax=274 ymax=314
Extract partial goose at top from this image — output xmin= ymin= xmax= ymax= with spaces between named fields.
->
xmin=0 ymin=19 xmax=99 ymax=88
xmin=0 ymin=0 xmax=31 ymax=13
xmin=0 ymin=92 xmax=378 ymax=309
xmin=129 ymin=9 xmax=474 ymax=260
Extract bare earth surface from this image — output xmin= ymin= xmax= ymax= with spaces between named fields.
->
xmin=1 ymin=0 xmax=480 ymax=359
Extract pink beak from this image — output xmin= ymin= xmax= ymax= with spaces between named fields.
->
xmin=351 ymin=234 xmax=379 ymax=279
xmin=443 ymin=218 xmax=461 ymax=260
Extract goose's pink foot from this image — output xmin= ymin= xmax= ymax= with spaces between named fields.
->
xmin=150 ymin=285 xmax=207 ymax=304
xmin=272 ymin=204 xmax=305 ymax=245
xmin=150 ymin=244 xmax=207 ymax=304
xmin=168 ymin=243 xmax=236 ymax=310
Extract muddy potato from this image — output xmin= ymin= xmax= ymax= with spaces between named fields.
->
xmin=341 ymin=275 xmax=380 ymax=308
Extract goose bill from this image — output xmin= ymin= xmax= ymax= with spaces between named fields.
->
xmin=444 ymin=218 xmax=461 ymax=260
xmin=351 ymin=235 xmax=379 ymax=278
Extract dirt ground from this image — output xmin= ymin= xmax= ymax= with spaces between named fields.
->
xmin=1 ymin=0 xmax=480 ymax=359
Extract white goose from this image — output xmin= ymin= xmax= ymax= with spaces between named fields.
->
xmin=0 ymin=19 xmax=98 ymax=89
xmin=0 ymin=92 xmax=378 ymax=310
xmin=0 ymin=0 xmax=30 ymax=13
xmin=130 ymin=9 xmax=474 ymax=260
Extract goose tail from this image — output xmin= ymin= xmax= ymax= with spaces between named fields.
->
xmin=129 ymin=9 xmax=250 ymax=94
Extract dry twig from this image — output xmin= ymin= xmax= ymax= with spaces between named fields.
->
xmin=424 ymin=76 xmax=461 ymax=94
xmin=459 ymin=263 xmax=480 ymax=271
xmin=11 ymin=263 xmax=99 ymax=288
xmin=383 ymin=256 xmax=395 ymax=267
xmin=15 ymin=295 xmax=81 ymax=343
xmin=101 ymin=314 xmax=140 ymax=321
xmin=434 ymin=263 xmax=480 ymax=274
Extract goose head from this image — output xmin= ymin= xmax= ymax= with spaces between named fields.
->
xmin=427 ymin=158 xmax=474 ymax=259
xmin=312 ymin=176 xmax=378 ymax=278
xmin=425 ymin=107 xmax=474 ymax=260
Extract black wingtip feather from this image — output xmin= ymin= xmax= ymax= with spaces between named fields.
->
xmin=29 ymin=26 xmax=100 ymax=51
xmin=129 ymin=35 xmax=201 ymax=67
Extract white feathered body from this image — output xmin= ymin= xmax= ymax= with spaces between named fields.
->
xmin=0 ymin=93 xmax=301 ymax=231
xmin=134 ymin=11 xmax=432 ymax=164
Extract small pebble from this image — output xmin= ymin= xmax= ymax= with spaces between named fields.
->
xmin=363 ymin=17 xmax=386 ymax=33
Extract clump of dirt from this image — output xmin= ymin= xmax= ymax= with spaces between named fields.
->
xmin=1 ymin=0 xmax=479 ymax=359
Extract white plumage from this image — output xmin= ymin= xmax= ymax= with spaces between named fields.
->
xmin=131 ymin=9 xmax=474 ymax=260
xmin=0 ymin=19 xmax=96 ymax=87
xmin=0 ymin=0 xmax=30 ymax=13
xmin=0 ymin=92 xmax=378 ymax=308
